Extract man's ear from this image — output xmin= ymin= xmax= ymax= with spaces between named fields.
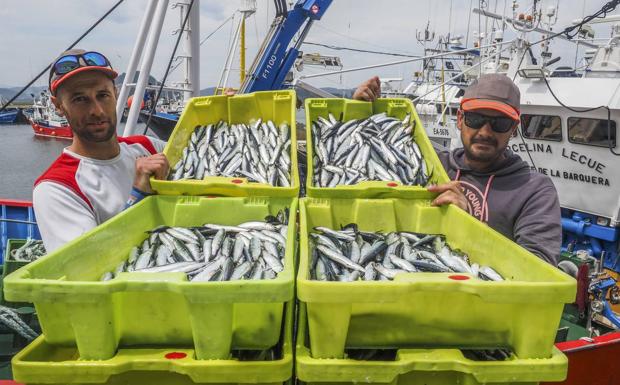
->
xmin=51 ymin=95 xmax=66 ymax=117
xmin=456 ymin=109 xmax=463 ymax=131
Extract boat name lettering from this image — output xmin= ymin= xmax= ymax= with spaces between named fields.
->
xmin=531 ymin=167 xmax=610 ymax=187
xmin=561 ymin=148 xmax=605 ymax=174
xmin=432 ymin=127 xmax=450 ymax=137
xmin=262 ymin=49 xmax=280 ymax=79
xmin=510 ymin=143 xmax=552 ymax=154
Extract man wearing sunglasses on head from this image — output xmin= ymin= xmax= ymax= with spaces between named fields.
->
xmin=33 ymin=49 xmax=169 ymax=252
xmin=353 ymin=74 xmax=560 ymax=265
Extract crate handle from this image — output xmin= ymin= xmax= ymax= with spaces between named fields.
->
xmin=388 ymin=100 xmax=407 ymax=108
xmin=309 ymin=100 xmax=328 ymax=108
xmin=193 ymin=99 xmax=213 ymax=107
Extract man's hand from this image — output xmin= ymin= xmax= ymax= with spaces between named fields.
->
xmin=133 ymin=153 xmax=169 ymax=193
xmin=427 ymin=181 xmax=468 ymax=211
xmin=352 ymin=76 xmax=381 ymax=102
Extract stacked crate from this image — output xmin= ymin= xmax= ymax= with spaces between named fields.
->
xmin=4 ymin=91 xmax=298 ymax=385
xmin=295 ymin=98 xmax=576 ymax=385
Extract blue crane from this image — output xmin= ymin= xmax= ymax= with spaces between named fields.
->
xmin=239 ymin=0 xmax=333 ymax=93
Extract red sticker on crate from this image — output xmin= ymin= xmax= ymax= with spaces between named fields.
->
xmin=448 ymin=275 xmax=470 ymax=281
xmin=387 ymin=182 xmax=398 ymax=187
xmin=231 ymin=179 xmax=243 ymax=184
xmin=165 ymin=352 xmax=187 ymax=359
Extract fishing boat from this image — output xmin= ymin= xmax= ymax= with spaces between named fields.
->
xmin=0 ymin=97 xmax=21 ymax=124
xmin=2 ymin=0 xmax=620 ymax=383
xmin=25 ymin=91 xmax=72 ymax=139
xmin=138 ymin=94 xmax=183 ymax=140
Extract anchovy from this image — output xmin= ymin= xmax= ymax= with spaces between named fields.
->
xmin=310 ymin=227 xmax=505 ymax=282
xmin=100 ymin=210 xmax=289 ymax=282
xmin=312 ymin=112 xmax=431 ymax=187
xmin=168 ymin=120 xmax=292 ymax=187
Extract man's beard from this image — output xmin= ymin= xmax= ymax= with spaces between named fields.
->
xmin=73 ymin=123 xmax=116 ymax=143
xmin=464 ymin=136 xmax=501 ymax=162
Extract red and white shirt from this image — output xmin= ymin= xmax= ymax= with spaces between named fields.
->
xmin=33 ymin=136 xmax=166 ymax=252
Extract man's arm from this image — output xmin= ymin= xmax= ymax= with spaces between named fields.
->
xmin=512 ymin=184 xmax=561 ymax=266
xmin=33 ymin=182 xmax=97 ymax=253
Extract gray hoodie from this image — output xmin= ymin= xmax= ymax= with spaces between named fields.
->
xmin=438 ymin=148 xmax=560 ymax=265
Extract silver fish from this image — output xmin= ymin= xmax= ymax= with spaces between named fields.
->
xmin=312 ymin=112 xmax=430 ymax=187
xmin=311 ymin=227 xmax=504 ymax=282
xmin=100 ymin=210 xmax=290 ymax=283
xmin=168 ymin=119 xmax=292 ymax=187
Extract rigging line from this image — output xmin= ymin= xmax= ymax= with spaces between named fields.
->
xmin=142 ymin=0 xmax=195 ymax=135
xmin=466 ymin=0 xmax=474 ymax=48
xmin=200 ymin=14 xmax=235 ymax=45
xmin=540 ymin=75 xmax=619 ymax=156
xmin=0 ymin=0 xmax=125 ymax=113
xmin=478 ymin=0 xmax=483 ymax=76
xmin=412 ymin=41 xmax=515 ymax=104
xmin=529 ymin=0 xmax=620 ymax=46
xmin=297 ymin=39 xmax=516 ymax=81
xmin=302 ymin=42 xmax=421 ymax=58
xmin=313 ymin=23 xmax=416 ymax=54
xmin=168 ymin=13 xmax=235 ymax=75
xmin=510 ymin=47 xmax=538 ymax=170
xmin=253 ymin=9 xmax=260 ymax=49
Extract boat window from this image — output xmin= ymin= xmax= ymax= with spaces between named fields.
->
xmin=567 ymin=117 xmax=617 ymax=148
xmin=520 ymin=114 xmax=562 ymax=141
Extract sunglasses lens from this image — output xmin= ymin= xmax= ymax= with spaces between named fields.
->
xmin=82 ymin=52 xmax=108 ymax=67
xmin=492 ymin=117 xmax=514 ymax=133
xmin=464 ymin=112 xmax=514 ymax=133
xmin=54 ymin=56 xmax=80 ymax=75
xmin=464 ymin=112 xmax=486 ymax=129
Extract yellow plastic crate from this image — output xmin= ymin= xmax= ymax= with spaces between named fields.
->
xmin=11 ymin=302 xmax=294 ymax=385
xmin=296 ymin=303 xmax=568 ymax=385
xmin=297 ymin=197 xmax=576 ymax=359
xmin=4 ymin=196 xmax=297 ymax=360
xmin=305 ymin=98 xmax=449 ymax=198
xmin=152 ymin=90 xmax=299 ymax=197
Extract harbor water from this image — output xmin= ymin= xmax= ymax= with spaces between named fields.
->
xmin=0 ymin=123 xmax=147 ymax=201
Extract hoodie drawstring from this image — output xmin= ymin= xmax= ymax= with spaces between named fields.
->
xmin=480 ymin=175 xmax=495 ymax=223
xmin=453 ymin=169 xmax=495 ymax=223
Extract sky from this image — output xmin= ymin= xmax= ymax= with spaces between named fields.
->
xmin=0 ymin=0 xmax=615 ymax=91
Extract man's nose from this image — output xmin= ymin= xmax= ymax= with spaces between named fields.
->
xmin=478 ymin=121 xmax=495 ymax=135
xmin=90 ymin=100 xmax=105 ymax=116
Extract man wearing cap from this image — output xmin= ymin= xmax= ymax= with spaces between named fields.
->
xmin=353 ymin=74 xmax=560 ymax=265
xmin=33 ymin=49 xmax=169 ymax=252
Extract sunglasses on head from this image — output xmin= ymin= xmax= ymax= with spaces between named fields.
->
xmin=52 ymin=51 xmax=112 ymax=77
xmin=463 ymin=111 xmax=516 ymax=133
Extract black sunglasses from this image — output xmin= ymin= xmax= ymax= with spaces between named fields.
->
xmin=463 ymin=111 xmax=516 ymax=133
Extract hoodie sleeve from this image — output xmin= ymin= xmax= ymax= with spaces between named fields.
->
xmin=512 ymin=182 xmax=561 ymax=266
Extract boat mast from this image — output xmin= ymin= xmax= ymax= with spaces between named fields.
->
xmin=123 ymin=0 xmax=171 ymax=136
xmin=181 ymin=0 xmax=200 ymax=101
xmin=116 ymin=0 xmax=158 ymax=130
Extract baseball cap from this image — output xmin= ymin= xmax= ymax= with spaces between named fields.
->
xmin=460 ymin=74 xmax=520 ymax=121
xmin=49 ymin=49 xmax=118 ymax=95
